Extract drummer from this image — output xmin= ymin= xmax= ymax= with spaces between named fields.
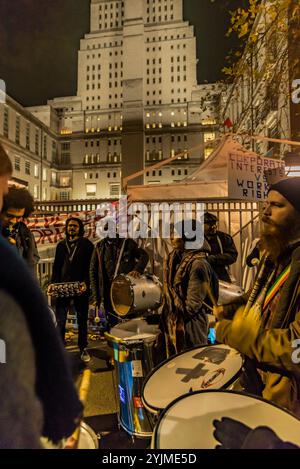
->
xmin=214 ymin=178 xmax=300 ymax=416
xmin=204 ymin=212 xmax=238 ymax=283
xmin=157 ymin=219 xmax=219 ymax=361
xmin=90 ymin=221 xmax=149 ymax=330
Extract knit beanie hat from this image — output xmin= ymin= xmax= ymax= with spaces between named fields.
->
xmin=268 ymin=177 xmax=300 ymax=212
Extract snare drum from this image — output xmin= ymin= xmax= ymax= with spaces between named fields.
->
xmin=77 ymin=422 xmax=99 ymax=449
xmin=105 ymin=318 xmax=159 ymax=438
xmin=152 ymin=390 xmax=300 ymax=449
xmin=142 ymin=344 xmax=243 ymax=415
xmin=110 ymin=274 xmax=162 ymax=318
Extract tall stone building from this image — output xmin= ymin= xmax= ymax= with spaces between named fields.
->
xmin=0 ymin=0 xmax=220 ymax=201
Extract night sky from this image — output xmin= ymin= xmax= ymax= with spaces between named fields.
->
xmin=0 ymin=0 xmax=241 ymax=107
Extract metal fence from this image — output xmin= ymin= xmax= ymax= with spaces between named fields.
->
xmin=37 ymin=199 xmax=260 ymax=291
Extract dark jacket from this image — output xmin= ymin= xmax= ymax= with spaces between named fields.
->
xmin=90 ymin=237 xmax=149 ymax=308
xmin=0 ymin=290 xmax=43 ymax=448
xmin=0 ymin=236 xmax=82 ymax=443
xmin=159 ymin=249 xmax=219 ymax=358
xmin=206 ymin=230 xmax=238 ymax=282
xmin=216 ymin=242 xmax=300 ymax=416
xmin=51 ymin=237 xmax=94 ymax=286
xmin=3 ymin=221 xmax=40 ymax=272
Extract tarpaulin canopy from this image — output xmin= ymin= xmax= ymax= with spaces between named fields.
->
xmin=127 ymin=136 xmax=285 ymax=202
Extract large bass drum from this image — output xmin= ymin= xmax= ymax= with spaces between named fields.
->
xmin=110 ymin=274 xmax=162 ymax=318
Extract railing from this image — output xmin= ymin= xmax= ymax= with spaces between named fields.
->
xmin=35 ymin=198 xmax=116 ymax=214
xmin=35 ymin=199 xmax=260 ymax=290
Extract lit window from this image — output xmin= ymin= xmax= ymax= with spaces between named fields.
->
xmin=204 ymin=132 xmax=215 ymax=143
xmin=86 ymin=183 xmax=97 ymax=196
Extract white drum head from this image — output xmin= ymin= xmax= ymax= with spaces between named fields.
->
xmin=77 ymin=422 xmax=99 ymax=449
xmin=143 ymin=344 xmax=243 ymax=413
xmin=153 ymin=390 xmax=300 ymax=449
xmin=109 ymin=318 xmax=158 ymax=342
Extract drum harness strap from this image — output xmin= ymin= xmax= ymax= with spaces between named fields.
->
xmin=110 ymin=239 xmax=128 ymax=323
xmin=95 ymin=238 xmax=128 ymax=324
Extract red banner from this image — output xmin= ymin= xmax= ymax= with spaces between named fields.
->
xmin=27 ymin=211 xmax=102 ymax=245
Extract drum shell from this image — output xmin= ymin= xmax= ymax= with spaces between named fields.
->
xmin=111 ymin=274 xmax=162 ymax=318
xmin=218 ymin=280 xmax=244 ymax=305
xmin=105 ymin=319 xmax=158 ymax=437
xmin=77 ymin=422 xmax=99 ymax=449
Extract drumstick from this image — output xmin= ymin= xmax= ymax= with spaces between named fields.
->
xmin=64 ymin=369 xmax=92 ymax=449
xmin=203 ymin=282 xmax=218 ymax=308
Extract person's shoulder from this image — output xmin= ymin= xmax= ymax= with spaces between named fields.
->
xmin=81 ymin=237 xmax=94 ymax=247
xmin=217 ymin=231 xmax=233 ymax=241
xmin=190 ymin=254 xmax=209 ymax=270
xmin=126 ymin=237 xmax=138 ymax=248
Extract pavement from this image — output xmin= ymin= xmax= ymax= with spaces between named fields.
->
xmin=65 ymin=330 xmax=150 ymax=449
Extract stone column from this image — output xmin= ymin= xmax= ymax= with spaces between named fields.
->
xmin=121 ymin=0 xmax=145 ymax=189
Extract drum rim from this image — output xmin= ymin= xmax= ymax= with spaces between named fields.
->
xmin=142 ymin=344 xmax=244 ymax=413
xmin=110 ymin=274 xmax=134 ymax=318
xmin=152 ymin=389 xmax=300 ymax=449
xmin=79 ymin=421 xmax=99 ymax=449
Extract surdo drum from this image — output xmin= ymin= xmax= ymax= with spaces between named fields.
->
xmin=142 ymin=344 xmax=243 ymax=415
xmin=152 ymin=390 xmax=300 ymax=449
xmin=105 ymin=318 xmax=159 ymax=438
xmin=110 ymin=274 xmax=162 ymax=318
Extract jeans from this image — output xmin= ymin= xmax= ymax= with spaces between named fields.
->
xmin=55 ymin=295 xmax=89 ymax=351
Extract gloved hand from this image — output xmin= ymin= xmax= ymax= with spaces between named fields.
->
xmin=213 ymin=417 xmax=252 ymax=449
xmin=213 ymin=417 xmax=299 ymax=449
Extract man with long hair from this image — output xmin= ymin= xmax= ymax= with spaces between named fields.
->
xmin=51 ymin=217 xmax=94 ymax=362
xmin=215 ymin=178 xmax=300 ymax=416
xmin=1 ymin=186 xmax=39 ymax=272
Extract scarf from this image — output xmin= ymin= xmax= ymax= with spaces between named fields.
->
xmin=160 ymin=249 xmax=208 ymax=357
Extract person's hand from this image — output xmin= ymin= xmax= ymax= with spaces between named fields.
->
xmin=213 ymin=417 xmax=252 ymax=449
xmin=241 ymin=426 xmax=296 ymax=449
xmin=213 ymin=305 xmax=226 ymax=321
xmin=8 ymin=236 xmax=16 ymax=245
xmin=128 ymin=271 xmax=141 ymax=279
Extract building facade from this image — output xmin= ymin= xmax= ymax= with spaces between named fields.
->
xmin=0 ymin=0 xmax=221 ymax=201
xmin=220 ymin=0 xmax=300 ymax=161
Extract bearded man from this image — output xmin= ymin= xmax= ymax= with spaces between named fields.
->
xmin=214 ymin=177 xmax=300 ymax=416
xmin=51 ymin=217 xmax=94 ymax=362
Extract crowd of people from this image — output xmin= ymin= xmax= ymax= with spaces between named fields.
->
xmin=1 ymin=139 xmax=300 ymax=449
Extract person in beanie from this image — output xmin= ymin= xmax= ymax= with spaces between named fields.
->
xmin=214 ymin=177 xmax=300 ymax=416
xmin=204 ymin=212 xmax=238 ymax=283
